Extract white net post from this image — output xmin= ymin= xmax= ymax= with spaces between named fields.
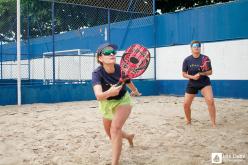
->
xmin=17 ymin=0 xmax=21 ymax=105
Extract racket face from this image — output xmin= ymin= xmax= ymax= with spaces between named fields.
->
xmin=120 ymin=44 xmax=150 ymax=80
xmin=200 ymin=56 xmax=210 ymax=72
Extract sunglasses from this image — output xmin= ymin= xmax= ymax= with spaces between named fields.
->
xmin=191 ymin=43 xmax=201 ymax=48
xmin=101 ymin=49 xmax=117 ymax=56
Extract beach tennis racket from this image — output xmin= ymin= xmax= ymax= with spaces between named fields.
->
xmin=116 ymin=44 xmax=150 ymax=86
xmin=199 ymin=56 xmax=210 ymax=72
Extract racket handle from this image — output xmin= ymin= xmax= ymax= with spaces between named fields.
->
xmin=115 ymin=81 xmax=124 ymax=87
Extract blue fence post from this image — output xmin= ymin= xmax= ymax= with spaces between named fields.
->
xmin=27 ymin=15 xmax=31 ymax=80
xmin=0 ymin=41 xmax=2 ymax=79
xmin=52 ymin=0 xmax=55 ymax=84
xmin=108 ymin=9 xmax=111 ymax=43
xmin=153 ymin=0 xmax=157 ymax=80
xmin=119 ymin=0 xmax=135 ymax=49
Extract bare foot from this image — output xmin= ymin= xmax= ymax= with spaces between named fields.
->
xmin=127 ymin=134 xmax=135 ymax=147
xmin=212 ymin=124 xmax=216 ymax=128
xmin=186 ymin=120 xmax=191 ymax=125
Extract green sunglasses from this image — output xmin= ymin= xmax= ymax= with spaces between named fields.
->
xmin=101 ymin=49 xmax=117 ymax=56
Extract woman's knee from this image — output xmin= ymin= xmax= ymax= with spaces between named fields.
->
xmin=205 ymin=98 xmax=215 ymax=106
xmin=110 ymin=124 xmax=122 ymax=135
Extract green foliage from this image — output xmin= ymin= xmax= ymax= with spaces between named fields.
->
xmin=0 ymin=0 xmax=234 ymax=42
xmin=0 ymin=0 xmax=51 ymax=41
xmin=0 ymin=0 xmax=16 ymax=41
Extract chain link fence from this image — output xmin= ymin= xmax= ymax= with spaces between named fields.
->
xmin=0 ymin=0 xmax=17 ymax=83
xmin=0 ymin=0 xmax=155 ymax=86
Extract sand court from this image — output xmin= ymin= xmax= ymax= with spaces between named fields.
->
xmin=0 ymin=96 xmax=248 ymax=165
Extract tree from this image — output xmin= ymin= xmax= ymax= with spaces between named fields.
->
xmin=0 ymin=0 xmax=235 ymax=42
xmin=0 ymin=0 xmax=51 ymax=42
xmin=0 ymin=0 xmax=17 ymax=42
xmin=0 ymin=0 xmax=111 ymax=41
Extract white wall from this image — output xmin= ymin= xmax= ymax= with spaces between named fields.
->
xmin=1 ymin=49 xmax=155 ymax=80
xmin=156 ymin=39 xmax=248 ymax=80
xmin=3 ymin=39 xmax=247 ymax=81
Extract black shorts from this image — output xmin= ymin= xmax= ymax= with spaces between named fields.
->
xmin=186 ymin=84 xmax=210 ymax=94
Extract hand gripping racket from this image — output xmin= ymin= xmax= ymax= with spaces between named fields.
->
xmin=116 ymin=44 xmax=151 ymax=86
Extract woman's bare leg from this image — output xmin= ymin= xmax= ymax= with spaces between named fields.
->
xmin=183 ymin=93 xmax=196 ymax=125
xmin=201 ymin=85 xmax=216 ymax=127
xmin=103 ymin=118 xmax=134 ymax=146
xmin=110 ymin=105 xmax=132 ymax=165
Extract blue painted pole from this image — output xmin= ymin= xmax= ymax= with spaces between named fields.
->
xmin=153 ymin=0 xmax=157 ymax=80
xmin=27 ymin=15 xmax=31 ymax=80
xmin=108 ymin=9 xmax=111 ymax=43
xmin=52 ymin=0 xmax=55 ymax=84
xmin=119 ymin=0 xmax=135 ymax=49
xmin=0 ymin=41 xmax=2 ymax=79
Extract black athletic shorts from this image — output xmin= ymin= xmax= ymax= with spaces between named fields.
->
xmin=186 ymin=84 xmax=211 ymax=94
